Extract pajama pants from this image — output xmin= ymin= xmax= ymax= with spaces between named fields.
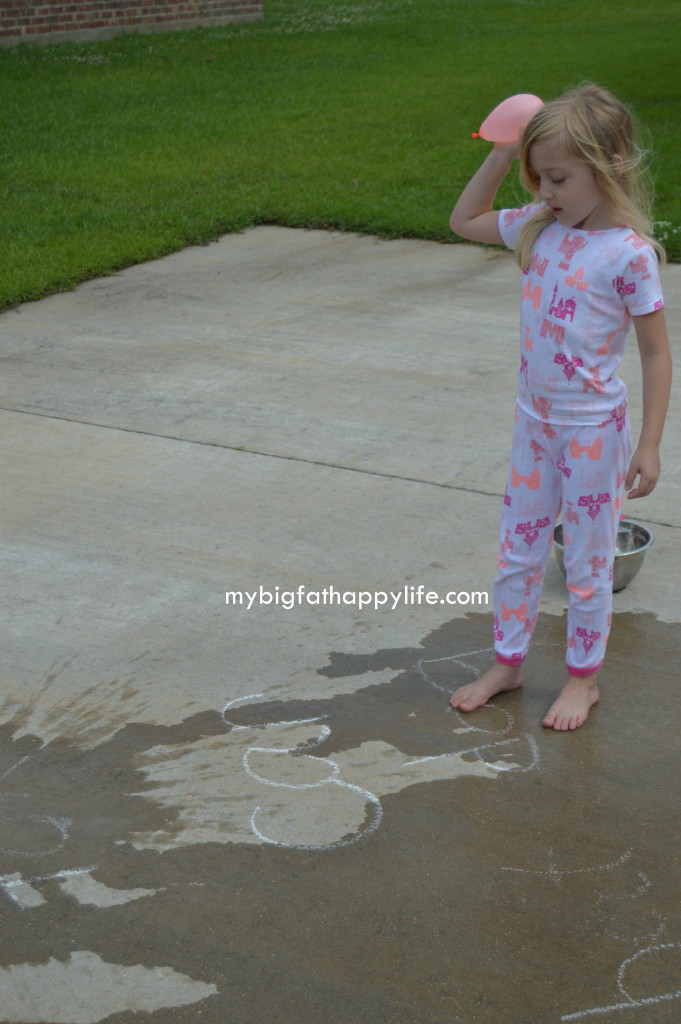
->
xmin=494 ymin=403 xmax=632 ymax=676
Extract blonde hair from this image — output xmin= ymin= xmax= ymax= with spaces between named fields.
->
xmin=515 ymin=83 xmax=664 ymax=270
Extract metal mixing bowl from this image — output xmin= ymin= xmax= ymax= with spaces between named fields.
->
xmin=553 ymin=518 xmax=654 ymax=592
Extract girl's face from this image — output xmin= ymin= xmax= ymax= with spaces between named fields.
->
xmin=528 ymin=139 xmax=616 ymax=231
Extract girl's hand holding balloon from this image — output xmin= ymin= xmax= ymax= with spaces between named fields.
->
xmin=450 ymin=93 xmax=541 ymax=245
xmin=472 ymin=93 xmax=544 ymax=144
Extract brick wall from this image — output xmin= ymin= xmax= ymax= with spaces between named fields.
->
xmin=0 ymin=1 xmax=264 ymax=46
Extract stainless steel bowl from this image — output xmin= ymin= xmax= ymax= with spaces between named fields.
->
xmin=553 ymin=518 xmax=654 ymax=592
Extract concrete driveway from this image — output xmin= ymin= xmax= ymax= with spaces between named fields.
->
xmin=1 ymin=228 xmax=679 ymax=1023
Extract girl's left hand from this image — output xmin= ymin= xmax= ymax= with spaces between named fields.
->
xmin=625 ymin=442 xmax=660 ymax=499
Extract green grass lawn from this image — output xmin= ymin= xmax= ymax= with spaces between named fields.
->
xmin=1 ymin=0 xmax=679 ymax=310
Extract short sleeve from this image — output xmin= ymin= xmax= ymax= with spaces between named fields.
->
xmin=498 ymin=203 xmax=545 ymax=250
xmin=613 ymin=236 xmax=665 ymax=316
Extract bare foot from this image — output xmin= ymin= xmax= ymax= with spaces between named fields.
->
xmin=449 ymin=662 xmax=524 ymax=712
xmin=542 ymin=673 xmax=599 ymax=731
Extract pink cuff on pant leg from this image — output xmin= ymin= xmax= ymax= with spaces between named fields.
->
xmin=496 ymin=653 xmax=525 ymax=667
xmin=566 ymin=661 xmax=603 ymax=677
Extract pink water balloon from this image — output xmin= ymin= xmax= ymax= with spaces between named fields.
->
xmin=472 ymin=93 xmax=544 ymax=143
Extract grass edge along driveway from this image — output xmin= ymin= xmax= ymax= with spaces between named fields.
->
xmin=1 ymin=0 xmax=679 ymax=310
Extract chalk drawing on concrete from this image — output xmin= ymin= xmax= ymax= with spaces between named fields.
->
xmin=0 ymin=754 xmax=33 ymax=784
xmin=1 ymin=872 xmax=47 ymax=910
xmin=502 ymin=846 xmax=670 ymax=945
xmin=419 ymin=650 xmax=516 ymax=735
xmin=416 ymin=641 xmax=560 ymax=737
xmin=501 ymin=843 xmax=677 ymax=1019
xmin=413 ymin=648 xmax=540 ymax=774
xmin=416 ymin=647 xmax=497 ymax=691
xmin=0 ymin=754 xmax=200 ymax=1019
xmin=0 ymin=642 xmax=541 ymax=858
xmin=403 ymin=733 xmax=539 ymax=774
xmin=0 ymin=813 xmax=70 ymax=858
xmin=0 ymin=866 xmax=153 ymax=912
xmin=1 ymin=866 xmax=97 ymax=910
xmin=595 ymin=870 xmax=669 ymax=945
xmin=417 ymin=646 xmax=504 ymax=698
xmin=225 ymin=696 xmax=384 ymax=850
xmin=0 ymin=950 xmax=218 ymax=1024
xmin=560 ymin=943 xmax=681 ymax=1021
xmin=249 ymin=784 xmax=383 ymax=852
xmin=221 ymin=693 xmax=330 ymax=734
xmin=130 ymin=690 xmax=539 ymax=852
xmin=501 ymin=846 xmax=635 ymax=885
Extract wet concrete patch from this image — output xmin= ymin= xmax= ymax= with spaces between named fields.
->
xmin=0 ymin=611 xmax=679 ymax=1023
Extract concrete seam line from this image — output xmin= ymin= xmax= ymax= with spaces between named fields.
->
xmin=0 ymin=404 xmax=504 ymax=497
xmin=2 ymin=404 xmax=680 ymax=530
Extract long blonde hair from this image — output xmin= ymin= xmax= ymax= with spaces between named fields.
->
xmin=515 ymin=84 xmax=664 ymax=270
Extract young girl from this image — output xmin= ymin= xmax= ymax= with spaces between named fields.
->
xmin=449 ymin=84 xmax=672 ymax=731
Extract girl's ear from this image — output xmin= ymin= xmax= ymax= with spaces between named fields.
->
xmin=612 ymin=153 xmax=625 ymax=175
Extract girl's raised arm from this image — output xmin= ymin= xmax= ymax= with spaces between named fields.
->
xmin=450 ymin=142 xmax=519 ymax=245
